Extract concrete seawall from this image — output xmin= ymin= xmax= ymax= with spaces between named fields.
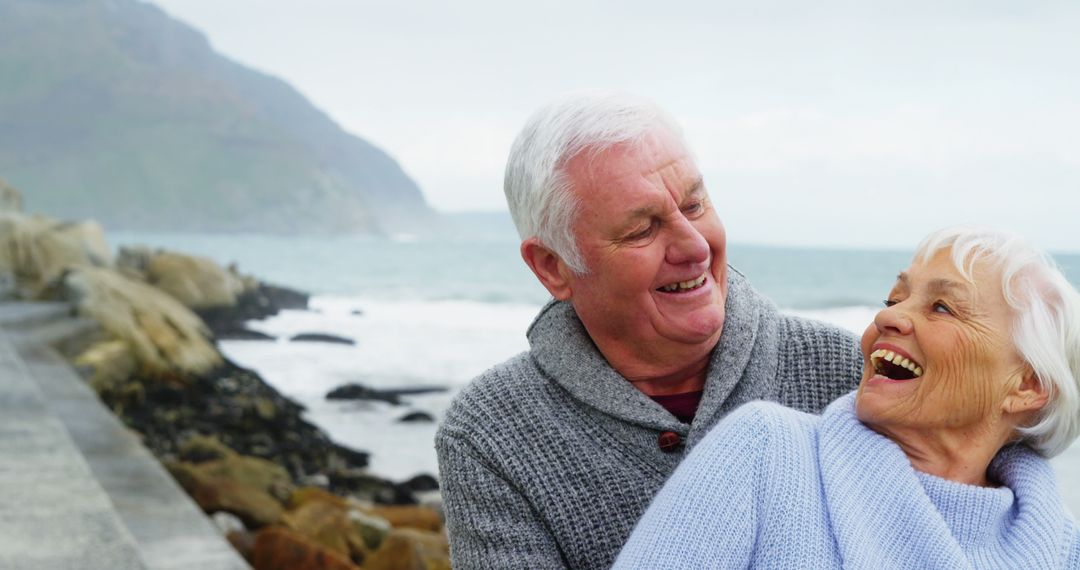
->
xmin=0 ymin=301 xmax=248 ymax=570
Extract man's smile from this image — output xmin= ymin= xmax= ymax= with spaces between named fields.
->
xmin=656 ymin=273 xmax=707 ymax=293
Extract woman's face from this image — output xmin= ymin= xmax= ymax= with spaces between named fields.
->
xmin=856 ymin=249 xmax=1030 ymax=432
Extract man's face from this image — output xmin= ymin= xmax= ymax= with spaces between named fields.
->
xmin=560 ymin=129 xmax=729 ymax=355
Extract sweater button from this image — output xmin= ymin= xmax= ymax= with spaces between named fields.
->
xmin=657 ymin=431 xmax=681 ymax=452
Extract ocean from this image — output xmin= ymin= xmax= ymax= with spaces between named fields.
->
xmin=109 ymin=230 xmax=1080 ymax=514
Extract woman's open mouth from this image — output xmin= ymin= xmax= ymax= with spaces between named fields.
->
xmin=869 ymin=349 xmax=923 ymax=380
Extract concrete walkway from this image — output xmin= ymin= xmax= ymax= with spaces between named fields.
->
xmin=0 ymin=301 xmax=249 ymax=569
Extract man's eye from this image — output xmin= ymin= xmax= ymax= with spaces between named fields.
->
xmin=882 ymin=299 xmax=898 ymax=308
xmin=625 ymin=223 xmax=654 ymax=241
xmin=682 ymin=202 xmax=704 ymax=216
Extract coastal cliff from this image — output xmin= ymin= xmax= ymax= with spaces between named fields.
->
xmin=0 ymin=0 xmax=436 ymax=235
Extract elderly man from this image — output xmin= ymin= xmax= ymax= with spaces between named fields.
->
xmin=435 ymin=92 xmax=862 ymax=569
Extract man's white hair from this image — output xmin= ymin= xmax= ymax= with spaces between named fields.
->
xmin=504 ymin=90 xmax=688 ymax=274
xmin=914 ymin=226 xmax=1080 ymax=457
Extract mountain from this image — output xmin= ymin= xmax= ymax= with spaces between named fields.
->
xmin=0 ymin=0 xmax=436 ymax=234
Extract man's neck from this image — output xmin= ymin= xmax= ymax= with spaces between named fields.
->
xmin=596 ymin=339 xmax=716 ymax=396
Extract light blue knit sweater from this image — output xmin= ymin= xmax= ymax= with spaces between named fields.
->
xmin=614 ymin=392 xmax=1080 ymax=569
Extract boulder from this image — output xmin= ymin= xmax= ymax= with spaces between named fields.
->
xmin=251 ymin=527 xmax=359 ymax=570
xmin=287 ymin=487 xmax=349 ymax=511
xmin=363 ymin=505 xmax=443 ymax=533
xmin=73 ymin=339 xmax=137 ymax=394
xmin=285 ymin=488 xmax=393 ymax=555
xmin=280 ymin=497 xmax=374 ymax=564
xmin=397 ymin=411 xmax=435 ymax=423
xmin=0 ymin=212 xmax=112 ymax=298
xmin=290 ymin=333 xmax=355 ymax=345
xmin=167 ymin=461 xmax=283 ymax=529
xmin=58 ymin=266 xmax=222 ymax=378
xmin=349 ymin=509 xmax=393 ymax=552
xmin=118 ymin=247 xmax=246 ymax=310
xmin=179 ymin=434 xmax=235 ymax=463
xmin=326 ymin=383 xmax=447 ymax=405
xmin=363 ymin=528 xmax=450 ymax=570
xmin=399 ymin=474 xmax=440 ymax=494
xmin=197 ymin=452 xmax=294 ymax=503
xmin=0 ymin=178 xmax=21 ymax=212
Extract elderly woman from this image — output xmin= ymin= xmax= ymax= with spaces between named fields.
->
xmin=614 ymin=226 xmax=1080 ymax=569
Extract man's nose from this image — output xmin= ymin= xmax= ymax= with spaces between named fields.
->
xmin=874 ymin=302 xmax=914 ymax=336
xmin=665 ymin=217 xmax=710 ymax=266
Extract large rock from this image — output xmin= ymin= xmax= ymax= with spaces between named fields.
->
xmin=363 ymin=528 xmax=450 ymax=570
xmin=281 ymin=497 xmax=368 ymax=564
xmin=0 ymin=178 xmax=21 ymax=212
xmin=118 ymin=247 xmax=245 ymax=310
xmin=198 ymin=453 xmax=294 ymax=503
xmin=0 ymin=211 xmax=112 ymax=298
xmin=58 ymin=266 xmax=222 ymax=378
xmin=251 ymin=527 xmax=360 ymax=570
xmin=281 ymin=487 xmax=392 ymax=561
xmin=167 ymin=461 xmax=284 ymax=529
xmin=364 ymin=505 xmax=442 ymax=533
xmin=73 ymin=339 xmax=138 ymax=394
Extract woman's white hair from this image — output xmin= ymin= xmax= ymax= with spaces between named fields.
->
xmin=915 ymin=226 xmax=1080 ymax=457
xmin=504 ymin=90 xmax=687 ymax=274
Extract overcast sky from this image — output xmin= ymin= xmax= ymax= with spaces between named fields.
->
xmin=150 ymin=0 xmax=1079 ymax=251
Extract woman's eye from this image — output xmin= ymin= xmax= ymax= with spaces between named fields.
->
xmin=882 ymin=299 xmax=898 ymax=308
xmin=932 ymin=302 xmax=953 ymax=315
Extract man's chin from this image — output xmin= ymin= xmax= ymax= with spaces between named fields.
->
xmin=654 ymin=307 xmax=726 ymax=345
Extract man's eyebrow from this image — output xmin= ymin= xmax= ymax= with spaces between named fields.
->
xmin=683 ymin=177 xmax=705 ymax=199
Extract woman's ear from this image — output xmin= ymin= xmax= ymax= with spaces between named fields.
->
xmin=1003 ymin=366 xmax=1050 ymax=415
xmin=521 ymin=238 xmax=574 ymax=301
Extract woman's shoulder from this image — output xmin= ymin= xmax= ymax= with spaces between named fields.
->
xmin=1067 ymin=517 xmax=1080 ymax=566
xmin=695 ymin=399 xmax=823 ymax=461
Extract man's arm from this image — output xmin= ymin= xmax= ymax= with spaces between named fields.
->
xmin=436 ymin=429 xmax=568 ymax=569
xmin=777 ymin=316 xmax=863 ymax=413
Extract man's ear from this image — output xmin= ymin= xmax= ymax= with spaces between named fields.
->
xmin=1003 ymin=366 xmax=1050 ymax=415
xmin=521 ymin=238 xmax=574 ymax=301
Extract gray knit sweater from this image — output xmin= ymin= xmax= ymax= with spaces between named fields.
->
xmin=435 ymin=269 xmax=863 ymax=569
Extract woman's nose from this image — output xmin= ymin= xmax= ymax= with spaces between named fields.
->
xmin=665 ymin=218 xmax=710 ymax=266
xmin=874 ymin=302 xmax=914 ymax=336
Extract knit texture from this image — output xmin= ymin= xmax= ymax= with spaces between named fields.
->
xmin=614 ymin=393 xmax=1080 ymax=569
xmin=435 ymin=269 xmax=863 ymax=569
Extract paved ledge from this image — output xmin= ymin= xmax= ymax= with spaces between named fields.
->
xmin=0 ymin=301 xmax=249 ymax=569
xmin=0 ymin=331 xmax=147 ymax=570
xmin=22 ymin=344 xmax=250 ymax=570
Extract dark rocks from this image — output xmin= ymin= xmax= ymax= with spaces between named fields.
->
xmin=326 ymin=383 xmax=447 ymax=405
xmin=197 ymin=282 xmax=309 ymax=338
xmin=96 ymin=359 xmax=428 ymax=501
xmin=399 ymin=474 xmax=439 ymax=494
xmin=215 ymin=327 xmax=276 ymax=341
xmin=290 ymin=333 xmax=355 ymax=345
xmin=397 ymin=411 xmax=435 ymax=423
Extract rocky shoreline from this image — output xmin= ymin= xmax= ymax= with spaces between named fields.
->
xmin=0 ymin=180 xmax=449 ymax=569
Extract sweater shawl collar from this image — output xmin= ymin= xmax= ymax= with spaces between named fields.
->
xmin=525 ymin=268 xmax=781 ymax=445
xmin=818 ymin=392 xmax=1071 ymax=569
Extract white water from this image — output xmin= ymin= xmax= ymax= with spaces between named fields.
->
xmin=220 ymin=296 xmax=538 ymax=481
